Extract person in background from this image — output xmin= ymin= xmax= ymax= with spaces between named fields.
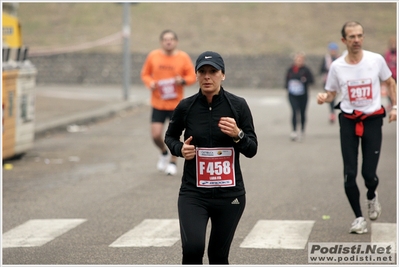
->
xmin=285 ymin=52 xmax=314 ymax=141
xmin=141 ymin=30 xmax=196 ymax=176
xmin=165 ymin=51 xmax=258 ymax=264
xmin=384 ymin=36 xmax=397 ymax=82
xmin=317 ymin=21 xmax=397 ymax=234
xmin=320 ymin=42 xmax=340 ymax=123
xmin=382 ymin=36 xmax=397 ymax=109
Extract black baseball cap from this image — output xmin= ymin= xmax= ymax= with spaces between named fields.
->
xmin=195 ymin=51 xmax=225 ymax=73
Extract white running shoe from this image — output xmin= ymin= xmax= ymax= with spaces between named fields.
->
xmin=297 ymin=132 xmax=304 ymax=142
xmin=290 ymin=131 xmax=297 ymax=141
xmin=368 ymin=192 xmax=381 ymax=220
xmin=165 ymin=163 xmax=177 ymax=176
xmin=157 ymin=153 xmax=170 ymax=172
xmin=349 ymin=217 xmax=368 ymax=234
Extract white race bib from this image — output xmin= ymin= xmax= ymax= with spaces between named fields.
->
xmin=288 ymin=79 xmax=305 ymax=95
xmin=347 ymin=78 xmax=373 ymax=107
xmin=158 ymin=78 xmax=177 ymax=100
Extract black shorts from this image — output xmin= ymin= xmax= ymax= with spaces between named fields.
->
xmin=151 ymin=108 xmax=174 ymax=123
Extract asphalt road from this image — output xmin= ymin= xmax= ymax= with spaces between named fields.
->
xmin=2 ymin=87 xmax=397 ymax=265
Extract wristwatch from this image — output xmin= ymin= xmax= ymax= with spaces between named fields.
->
xmin=233 ymin=129 xmax=244 ymax=143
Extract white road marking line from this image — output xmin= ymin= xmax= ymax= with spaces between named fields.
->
xmin=37 ymin=90 xmax=122 ymax=101
xmin=246 ymin=97 xmax=284 ymax=106
xmin=7 ymin=218 xmax=388 ymax=251
xmin=240 ymin=220 xmax=315 ymax=249
xmin=109 ymin=219 xmax=180 ymax=247
xmin=371 ymin=222 xmax=397 ymax=253
xmin=37 ymin=90 xmax=105 ymax=100
xmin=2 ymin=219 xmax=87 ymax=248
xmin=260 ymin=97 xmax=284 ymax=105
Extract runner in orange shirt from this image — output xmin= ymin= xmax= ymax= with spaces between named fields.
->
xmin=141 ymin=30 xmax=196 ymax=175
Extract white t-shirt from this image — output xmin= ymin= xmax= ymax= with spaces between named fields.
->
xmin=325 ymin=50 xmax=392 ymax=114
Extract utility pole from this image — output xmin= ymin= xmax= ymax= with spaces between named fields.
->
xmin=122 ymin=2 xmax=131 ymax=101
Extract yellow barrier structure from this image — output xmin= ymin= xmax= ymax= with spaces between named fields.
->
xmin=2 ymin=11 xmax=37 ymax=160
xmin=2 ymin=70 xmax=18 ymax=159
xmin=2 ymin=12 xmax=22 ymax=48
xmin=2 ymin=65 xmax=37 ymax=160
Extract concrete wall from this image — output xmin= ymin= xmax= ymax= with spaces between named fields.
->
xmin=30 ymin=52 xmax=325 ymax=89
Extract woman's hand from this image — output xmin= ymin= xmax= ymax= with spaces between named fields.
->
xmin=218 ymin=117 xmax=240 ymax=138
xmin=181 ymin=136 xmax=196 ymax=160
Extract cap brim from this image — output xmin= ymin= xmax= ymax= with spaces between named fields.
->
xmin=196 ymin=61 xmax=222 ymax=71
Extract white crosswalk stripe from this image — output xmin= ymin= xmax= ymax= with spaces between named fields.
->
xmin=240 ymin=220 xmax=315 ymax=249
xmin=109 ymin=219 xmax=180 ymax=247
xmin=3 ymin=219 xmax=396 ymax=251
xmin=2 ymin=219 xmax=87 ymax=248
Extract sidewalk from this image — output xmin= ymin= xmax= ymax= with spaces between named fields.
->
xmin=34 ymin=84 xmax=199 ymax=137
xmin=34 ymin=84 xmax=149 ymax=136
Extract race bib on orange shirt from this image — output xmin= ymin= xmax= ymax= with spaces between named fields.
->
xmin=196 ymin=147 xmax=236 ymax=188
xmin=157 ymin=78 xmax=177 ymax=100
xmin=347 ymin=78 xmax=373 ymax=107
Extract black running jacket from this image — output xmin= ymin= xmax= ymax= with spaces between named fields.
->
xmin=165 ymin=87 xmax=258 ymax=198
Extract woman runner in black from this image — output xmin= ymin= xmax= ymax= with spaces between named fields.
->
xmin=165 ymin=51 xmax=258 ymax=264
xmin=285 ymin=52 xmax=314 ymax=141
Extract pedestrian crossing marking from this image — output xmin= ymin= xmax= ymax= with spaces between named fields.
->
xmin=109 ymin=219 xmax=180 ymax=247
xmin=4 ymin=219 xmax=395 ymax=250
xmin=371 ymin=222 xmax=397 ymax=253
xmin=240 ymin=220 xmax=315 ymax=249
xmin=2 ymin=219 xmax=87 ymax=248
xmin=260 ymin=97 xmax=284 ymax=105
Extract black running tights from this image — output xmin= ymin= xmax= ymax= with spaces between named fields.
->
xmin=288 ymin=94 xmax=308 ymax=132
xmin=177 ymin=194 xmax=246 ymax=265
xmin=339 ymin=114 xmax=383 ymax=218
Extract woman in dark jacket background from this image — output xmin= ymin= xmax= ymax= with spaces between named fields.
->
xmin=285 ymin=52 xmax=314 ymax=142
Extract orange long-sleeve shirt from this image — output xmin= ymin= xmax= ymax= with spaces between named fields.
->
xmin=141 ymin=49 xmax=196 ymax=111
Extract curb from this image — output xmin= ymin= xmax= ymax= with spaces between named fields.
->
xmin=34 ymin=101 xmax=146 ymax=138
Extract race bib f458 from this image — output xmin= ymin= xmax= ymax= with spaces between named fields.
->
xmin=196 ymin=147 xmax=236 ymax=188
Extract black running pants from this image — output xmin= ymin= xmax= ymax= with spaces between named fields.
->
xmin=178 ymin=194 xmax=246 ymax=265
xmin=339 ymin=113 xmax=383 ymax=218
xmin=288 ymin=94 xmax=308 ymax=132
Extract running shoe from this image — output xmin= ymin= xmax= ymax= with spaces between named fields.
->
xmin=367 ymin=192 xmax=381 ymax=220
xmin=157 ymin=153 xmax=170 ymax=172
xmin=165 ymin=163 xmax=177 ymax=176
xmin=329 ymin=113 xmax=336 ymax=124
xmin=349 ymin=217 xmax=368 ymax=234
xmin=290 ymin=131 xmax=297 ymax=141
xmin=297 ymin=132 xmax=305 ymax=142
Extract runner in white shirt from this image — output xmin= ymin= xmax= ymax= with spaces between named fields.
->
xmin=326 ymin=50 xmax=391 ymax=114
xmin=317 ymin=21 xmax=397 ymax=234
